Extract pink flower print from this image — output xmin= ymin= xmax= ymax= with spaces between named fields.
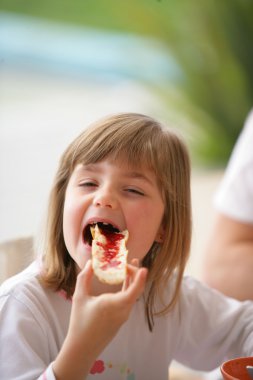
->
xmin=90 ymin=360 xmax=105 ymax=374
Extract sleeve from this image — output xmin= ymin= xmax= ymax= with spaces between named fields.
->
xmin=39 ymin=364 xmax=56 ymax=380
xmin=0 ymin=294 xmax=57 ymax=380
xmin=214 ymin=109 xmax=253 ymax=224
xmin=174 ymin=276 xmax=253 ymax=371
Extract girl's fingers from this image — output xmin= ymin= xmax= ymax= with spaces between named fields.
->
xmin=75 ymin=259 xmax=147 ymax=306
xmin=127 ymin=262 xmax=140 ymax=274
xmin=122 ymin=261 xmax=139 ymax=291
xmin=122 ymin=275 xmax=129 ymax=291
xmin=130 ymin=267 xmax=148 ymax=299
xmin=131 ymin=258 xmax=139 ymax=268
xmin=75 ymin=259 xmax=93 ymax=297
xmin=121 ymin=267 xmax=148 ymax=303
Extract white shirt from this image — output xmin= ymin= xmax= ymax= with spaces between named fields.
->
xmin=215 ymin=109 xmax=253 ymax=224
xmin=1 ymin=261 xmax=253 ymax=380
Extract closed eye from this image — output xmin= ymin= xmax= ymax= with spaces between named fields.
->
xmin=79 ymin=181 xmax=98 ymax=188
xmin=125 ymin=188 xmax=145 ymax=196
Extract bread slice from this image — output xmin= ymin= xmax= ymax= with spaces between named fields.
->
xmin=91 ymin=224 xmax=129 ymax=284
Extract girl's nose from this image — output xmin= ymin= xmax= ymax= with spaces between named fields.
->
xmin=93 ymin=190 xmax=117 ymax=209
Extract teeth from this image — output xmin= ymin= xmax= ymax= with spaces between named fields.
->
xmin=93 ymin=222 xmax=111 ymax=227
xmin=92 ymin=222 xmax=107 ymax=225
xmin=89 ymin=221 xmax=118 ymax=230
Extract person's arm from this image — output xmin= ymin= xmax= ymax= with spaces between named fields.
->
xmin=202 ymin=213 xmax=253 ymax=300
xmin=174 ymin=275 xmax=253 ymax=370
xmin=53 ymin=260 xmax=147 ymax=380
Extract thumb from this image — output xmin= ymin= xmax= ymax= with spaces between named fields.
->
xmin=75 ymin=259 xmax=93 ymax=298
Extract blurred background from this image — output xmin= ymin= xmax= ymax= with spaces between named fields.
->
xmin=0 ymin=0 xmax=253 ymax=280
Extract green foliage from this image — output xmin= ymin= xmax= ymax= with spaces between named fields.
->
xmin=0 ymin=0 xmax=252 ymax=165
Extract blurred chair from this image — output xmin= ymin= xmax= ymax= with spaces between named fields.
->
xmin=0 ymin=236 xmax=34 ymax=284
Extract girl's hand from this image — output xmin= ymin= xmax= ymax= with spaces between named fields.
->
xmin=53 ymin=259 xmax=147 ymax=380
xmin=70 ymin=259 xmax=147 ymax=351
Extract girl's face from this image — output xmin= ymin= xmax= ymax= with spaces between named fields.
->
xmin=63 ymin=159 xmax=165 ymax=272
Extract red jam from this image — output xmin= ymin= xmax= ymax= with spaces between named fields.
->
xmin=97 ymin=230 xmax=124 ymax=269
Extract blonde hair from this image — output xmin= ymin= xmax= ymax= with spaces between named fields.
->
xmin=40 ymin=113 xmax=192 ymax=330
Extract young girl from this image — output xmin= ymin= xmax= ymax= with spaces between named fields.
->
xmin=1 ymin=112 xmax=253 ymax=380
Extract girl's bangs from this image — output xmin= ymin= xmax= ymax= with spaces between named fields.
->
xmin=76 ymin=129 xmax=160 ymax=173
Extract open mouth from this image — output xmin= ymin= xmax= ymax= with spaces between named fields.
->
xmin=83 ymin=222 xmax=120 ymax=246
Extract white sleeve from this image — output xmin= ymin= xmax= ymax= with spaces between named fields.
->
xmin=0 ymin=294 xmax=57 ymax=380
xmin=39 ymin=364 xmax=56 ymax=380
xmin=214 ymin=109 xmax=253 ymax=223
xmin=174 ymin=277 xmax=253 ymax=371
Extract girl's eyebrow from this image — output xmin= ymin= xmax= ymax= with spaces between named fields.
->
xmin=122 ymin=171 xmax=154 ymax=186
xmin=74 ymin=164 xmax=98 ymax=175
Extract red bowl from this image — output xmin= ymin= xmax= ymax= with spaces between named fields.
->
xmin=220 ymin=357 xmax=253 ymax=380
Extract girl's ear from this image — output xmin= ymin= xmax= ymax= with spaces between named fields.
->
xmin=155 ymin=225 xmax=165 ymax=243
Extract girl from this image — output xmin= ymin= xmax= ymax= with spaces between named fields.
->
xmin=1 ymin=112 xmax=253 ymax=380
